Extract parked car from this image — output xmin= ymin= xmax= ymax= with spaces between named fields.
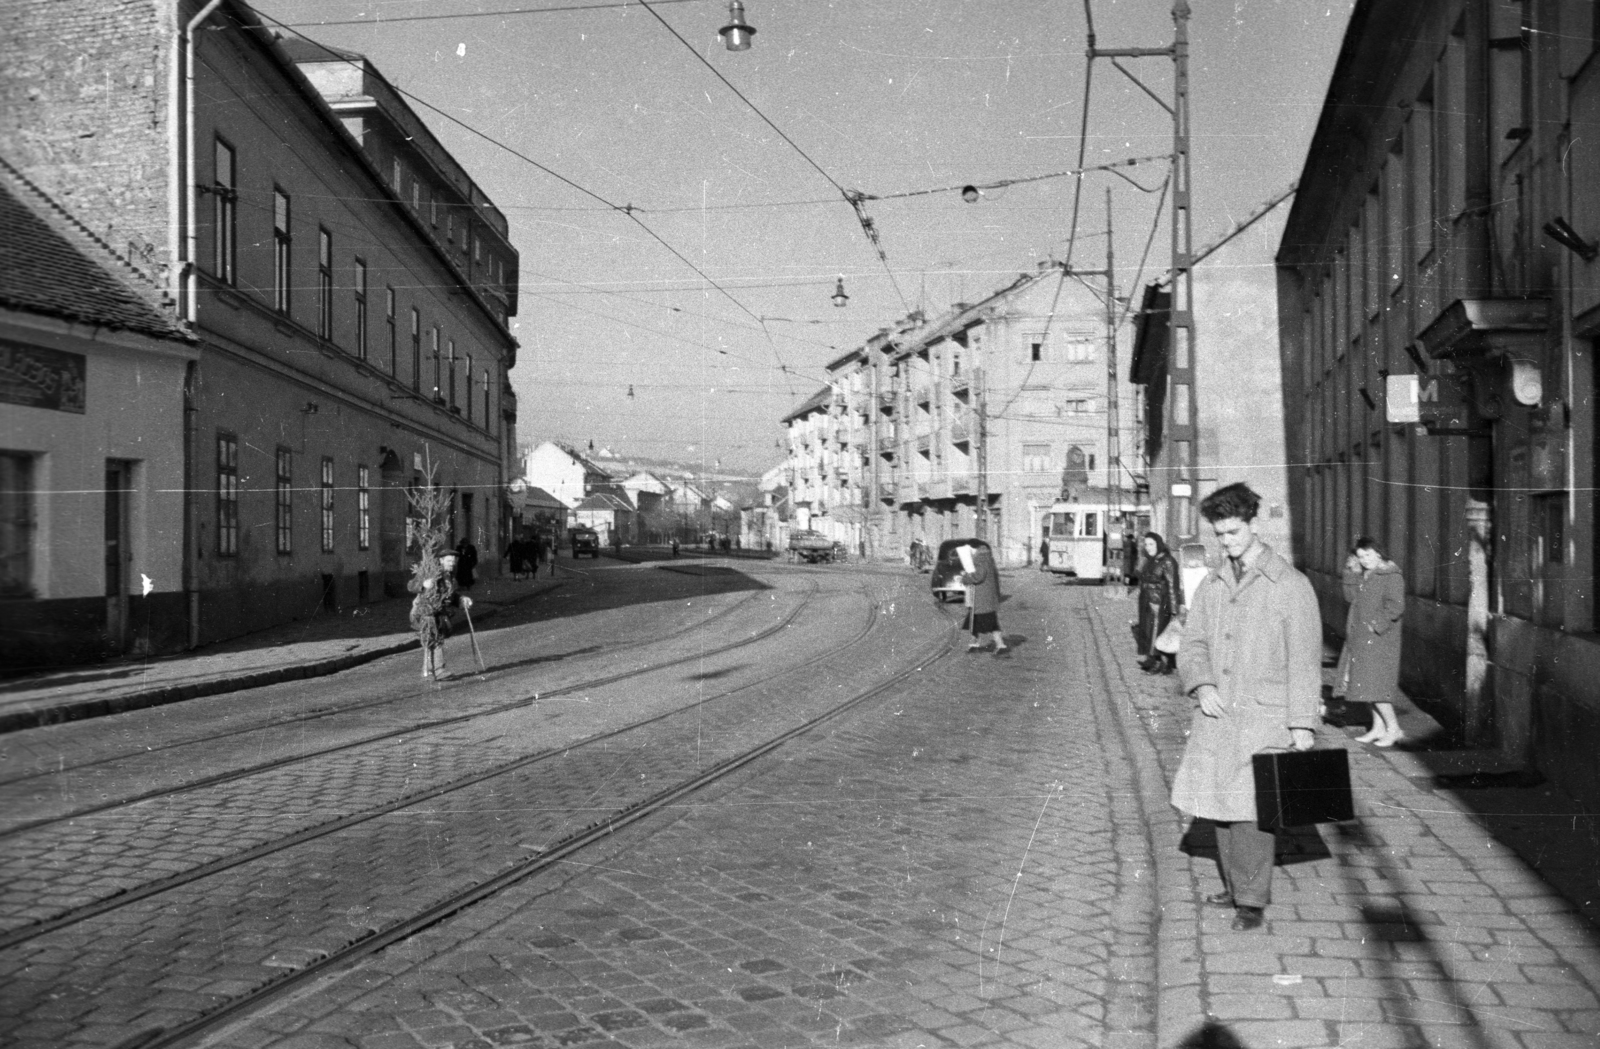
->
xmin=570 ymin=527 xmax=601 ymax=558
xmin=931 ymin=538 xmax=990 ymax=602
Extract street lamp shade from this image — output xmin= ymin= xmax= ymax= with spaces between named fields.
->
xmin=831 ymin=276 xmax=850 ymax=308
xmin=719 ymin=1 xmax=755 ymax=51
xmin=961 ymin=185 xmax=981 ymax=204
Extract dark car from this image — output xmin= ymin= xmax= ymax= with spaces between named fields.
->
xmin=931 ymin=538 xmax=990 ymax=602
xmin=570 ymin=528 xmax=601 ymax=558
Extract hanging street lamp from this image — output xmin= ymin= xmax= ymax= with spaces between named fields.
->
xmin=718 ymin=1 xmax=755 ymax=51
xmin=831 ymin=276 xmax=850 ymax=308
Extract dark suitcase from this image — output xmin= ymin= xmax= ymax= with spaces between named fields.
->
xmin=1253 ymin=748 xmax=1355 ymax=831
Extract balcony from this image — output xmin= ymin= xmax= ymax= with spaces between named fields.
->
xmin=895 ymin=476 xmax=921 ymax=504
xmin=950 ymin=418 xmax=970 ymax=446
xmin=950 ymin=374 xmax=970 ymax=401
xmin=925 ymin=477 xmax=953 ymax=501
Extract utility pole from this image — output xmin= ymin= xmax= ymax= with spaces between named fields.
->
xmin=1089 ymin=0 xmax=1198 ymax=541
xmin=1104 ymin=187 xmax=1121 ymax=530
xmin=975 ymin=370 xmax=988 ymax=541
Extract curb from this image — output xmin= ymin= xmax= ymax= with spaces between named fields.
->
xmin=0 ymin=583 xmax=563 ymax=735
xmin=1085 ymin=590 xmax=1206 ymax=1049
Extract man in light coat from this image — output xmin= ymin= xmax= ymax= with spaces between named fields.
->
xmin=1170 ymin=483 xmax=1321 ymax=931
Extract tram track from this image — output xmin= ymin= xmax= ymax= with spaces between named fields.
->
xmin=0 ymin=580 xmax=810 ymax=838
xmin=96 ymin=596 xmax=958 ymax=1049
xmin=0 ymin=578 xmax=883 ymax=952
xmin=0 ymin=573 xmax=778 ymax=794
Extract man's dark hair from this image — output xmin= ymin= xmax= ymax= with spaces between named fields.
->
xmin=1354 ymin=536 xmax=1381 ymax=554
xmin=1199 ymin=482 xmax=1261 ymax=523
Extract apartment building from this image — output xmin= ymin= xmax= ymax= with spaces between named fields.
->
xmin=782 ymin=266 xmax=1142 ymax=566
xmin=1 ymin=0 xmax=520 ymax=651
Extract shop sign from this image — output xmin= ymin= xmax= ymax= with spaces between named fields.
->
xmin=0 ymin=339 xmax=86 ymax=414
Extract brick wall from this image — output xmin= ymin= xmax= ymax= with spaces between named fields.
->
xmin=0 ymin=0 xmax=172 ymax=286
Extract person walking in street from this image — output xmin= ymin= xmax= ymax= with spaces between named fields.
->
xmin=1039 ymin=534 xmax=1051 ymax=572
xmin=1342 ymin=537 xmax=1407 ymax=747
xmin=1136 ymin=532 xmax=1181 ymax=674
xmin=960 ymin=543 xmax=1009 ymax=656
xmin=1170 ymin=483 xmax=1321 ymax=932
xmin=410 ymin=550 xmax=471 ymax=681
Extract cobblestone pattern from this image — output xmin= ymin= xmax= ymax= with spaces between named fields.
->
xmin=207 ymin=578 xmax=1159 ymax=1049
xmin=1084 ymin=591 xmax=1600 ymax=1049
xmin=0 ymin=585 xmax=831 ymax=932
xmin=0 ymin=579 xmax=951 ymax=1048
xmin=0 ymin=576 xmax=777 ymax=816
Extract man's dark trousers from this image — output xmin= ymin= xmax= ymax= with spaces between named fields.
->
xmin=1214 ymin=820 xmax=1276 ymax=906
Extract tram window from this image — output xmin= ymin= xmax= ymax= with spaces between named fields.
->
xmin=1051 ymin=513 xmax=1075 ymax=539
xmin=1083 ymin=512 xmax=1100 ymax=537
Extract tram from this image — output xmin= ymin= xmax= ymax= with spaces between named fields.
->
xmin=1041 ymin=497 xmax=1143 ymax=581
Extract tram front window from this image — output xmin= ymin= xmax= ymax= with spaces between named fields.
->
xmin=1051 ymin=513 xmax=1075 ymax=539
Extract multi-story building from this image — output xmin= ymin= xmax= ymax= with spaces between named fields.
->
xmin=1277 ymin=0 xmax=1600 ymax=807
xmin=781 ymin=265 xmax=1143 ymax=566
xmin=1 ymin=0 xmax=520 ymax=651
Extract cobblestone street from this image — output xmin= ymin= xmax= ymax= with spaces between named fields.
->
xmin=2 ymin=563 xmax=1598 ymax=1049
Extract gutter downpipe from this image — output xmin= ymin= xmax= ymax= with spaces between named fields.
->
xmin=184 ymin=0 xmax=227 ymax=324
xmin=177 ymin=0 xmax=225 ymax=648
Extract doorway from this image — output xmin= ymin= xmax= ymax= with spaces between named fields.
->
xmin=104 ymin=461 xmax=131 ymax=653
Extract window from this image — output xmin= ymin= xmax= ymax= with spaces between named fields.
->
xmin=1063 ymin=398 xmax=1094 ymax=414
xmin=482 ymin=368 xmax=492 ymax=430
xmin=273 ymin=189 xmax=291 ymax=314
xmin=318 ymin=228 xmax=334 ymax=340
xmin=0 ymin=452 xmax=35 ymax=598
xmin=213 ymin=138 xmax=236 ymax=284
xmin=217 ymin=433 xmax=239 ymax=556
xmin=410 ymin=308 xmax=421 ymax=389
xmin=391 ymin=157 xmax=403 ymax=193
xmin=1027 ymin=334 xmax=1046 ymax=362
xmin=447 ymin=213 xmax=454 ymax=243
xmin=1063 ymin=335 xmax=1095 ymax=362
xmin=464 ymin=353 xmax=473 ymax=422
xmin=1411 ymin=91 xmax=1436 ymax=264
xmin=473 ymin=231 xmax=481 ymax=263
xmin=320 ymin=457 xmax=335 ymax=552
xmin=432 ymin=327 xmax=442 ymax=401
xmin=430 ymin=194 xmax=438 ymax=227
xmin=275 ymin=448 xmax=293 ymax=554
xmin=385 ymin=287 xmax=396 ymax=373
xmin=1022 ymin=444 xmax=1051 ymax=473
xmin=353 ymin=259 xmax=367 ymax=359
xmin=411 ymin=180 xmax=420 ymax=212
xmin=358 ymin=465 xmax=370 ymax=550
xmin=448 ymin=339 xmax=458 ymax=409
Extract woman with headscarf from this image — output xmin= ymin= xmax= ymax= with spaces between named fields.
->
xmin=1342 ymin=537 xmax=1407 ymax=746
xmin=960 ymin=543 xmax=1010 ymax=656
xmin=1137 ymin=531 xmax=1181 ymax=674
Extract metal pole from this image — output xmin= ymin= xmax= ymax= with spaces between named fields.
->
xmin=1105 ymin=187 xmax=1121 ymax=530
xmin=1167 ymin=0 xmax=1199 ymax=541
xmin=976 ymin=371 xmax=988 ymax=541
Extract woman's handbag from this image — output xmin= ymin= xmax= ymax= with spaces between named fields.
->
xmin=1153 ymin=618 xmax=1183 ymax=655
xmin=1252 ymin=747 xmax=1355 ymax=831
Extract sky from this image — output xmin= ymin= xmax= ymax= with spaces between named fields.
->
xmin=255 ymin=0 xmax=1358 ymax=475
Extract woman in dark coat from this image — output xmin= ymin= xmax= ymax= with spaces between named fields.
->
xmin=960 ymin=544 xmax=1010 ymax=657
xmin=1343 ymin=537 xmax=1406 ymax=746
xmin=1137 ymin=531 xmax=1181 ymax=674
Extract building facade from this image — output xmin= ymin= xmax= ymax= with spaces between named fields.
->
xmin=1 ymin=0 xmax=520 ymax=650
xmin=781 ymin=266 xmax=1143 ymax=567
xmin=1277 ymin=0 xmax=1600 ymax=807
xmin=0 ymin=163 xmax=199 ymax=668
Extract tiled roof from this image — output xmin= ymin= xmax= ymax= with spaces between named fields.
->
xmin=575 ymin=492 xmax=633 ymax=512
xmin=781 ymin=385 xmax=832 ymax=424
xmin=0 ymin=159 xmax=191 ymax=342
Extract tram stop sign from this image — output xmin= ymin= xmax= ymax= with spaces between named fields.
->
xmin=1386 ymin=372 xmax=1473 ymax=431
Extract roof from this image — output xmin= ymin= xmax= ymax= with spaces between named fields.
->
xmin=520 ymin=485 xmax=565 ymax=509
xmin=0 ymin=160 xmax=192 ymax=342
xmin=575 ymin=492 xmax=633 ymax=512
xmin=781 ymin=386 xmax=833 ymax=424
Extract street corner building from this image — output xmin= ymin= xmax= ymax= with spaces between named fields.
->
xmin=781 ymin=265 xmax=1142 ymax=568
xmin=1276 ymin=0 xmax=1600 ymax=810
xmin=0 ymin=0 xmax=522 ymax=668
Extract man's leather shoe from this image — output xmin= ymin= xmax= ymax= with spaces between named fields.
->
xmin=1202 ymin=892 xmax=1234 ymax=908
xmin=1231 ymin=906 xmax=1266 ymax=931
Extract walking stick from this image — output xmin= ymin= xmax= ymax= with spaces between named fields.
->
xmin=462 ymin=601 xmax=487 ymax=674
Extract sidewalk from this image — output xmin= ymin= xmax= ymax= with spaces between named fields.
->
xmin=0 ymin=571 xmax=567 ymax=735
xmin=1080 ymin=586 xmax=1600 ymax=1048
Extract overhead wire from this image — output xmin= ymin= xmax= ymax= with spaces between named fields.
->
xmin=284 ymin=0 xmax=709 ymax=28
xmin=248 ymin=5 xmax=774 ymax=336
xmin=632 ymin=0 xmax=912 ymax=311
xmin=1065 ymin=0 xmax=1098 ymax=269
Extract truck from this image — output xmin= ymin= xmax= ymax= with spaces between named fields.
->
xmin=787 ymin=530 xmax=836 ymax=564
